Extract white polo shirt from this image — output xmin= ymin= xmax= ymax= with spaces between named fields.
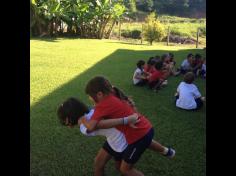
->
xmin=133 ymin=68 xmax=142 ymax=85
xmin=181 ymin=59 xmax=191 ymax=70
xmin=176 ymin=82 xmax=201 ymax=110
xmin=80 ymin=109 xmax=128 ymax=152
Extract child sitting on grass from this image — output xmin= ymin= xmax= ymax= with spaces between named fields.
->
xmin=199 ymin=58 xmax=206 ymax=79
xmin=161 ymin=53 xmax=180 ymax=77
xmin=179 ymin=53 xmax=194 ymax=74
xmin=192 ymin=54 xmax=204 ymax=76
xmin=175 ymin=72 xmax=205 ymax=110
xmin=169 ymin=53 xmax=176 ymax=66
xmin=144 ymin=57 xmax=156 ymax=76
xmin=132 ymin=60 xmax=148 ymax=86
xmin=147 ymin=60 xmax=168 ymax=92
xmin=153 ymin=55 xmax=161 ymax=63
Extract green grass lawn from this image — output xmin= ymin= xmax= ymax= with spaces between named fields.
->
xmin=30 ymin=38 xmax=206 ymax=176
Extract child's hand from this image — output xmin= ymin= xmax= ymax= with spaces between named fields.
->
xmin=141 ymin=75 xmax=147 ymax=79
xmin=78 ymin=116 xmax=86 ymax=125
xmin=80 ymin=117 xmax=88 ymax=125
xmin=201 ymin=97 xmax=206 ymax=101
xmin=126 ymin=113 xmax=140 ymax=125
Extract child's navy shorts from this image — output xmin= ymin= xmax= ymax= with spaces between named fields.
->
xmin=103 ymin=128 xmax=154 ymax=164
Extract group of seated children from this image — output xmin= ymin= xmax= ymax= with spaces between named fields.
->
xmin=179 ymin=53 xmax=206 ymax=78
xmin=132 ymin=53 xmax=178 ymax=92
xmin=133 ymin=52 xmax=206 ymax=110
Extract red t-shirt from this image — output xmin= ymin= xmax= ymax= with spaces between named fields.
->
xmin=144 ymin=65 xmax=155 ymax=74
xmin=91 ymin=95 xmax=152 ymax=144
xmin=148 ymin=69 xmax=164 ymax=82
xmin=193 ymin=59 xmax=203 ymax=67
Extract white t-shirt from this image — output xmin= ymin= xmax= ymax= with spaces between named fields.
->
xmin=202 ymin=64 xmax=206 ymax=76
xmin=181 ymin=59 xmax=191 ymax=70
xmin=202 ymin=64 xmax=206 ymax=72
xmin=133 ymin=68 xmax=142 ymax=85
xmin=80 ymin=109 xmax=128 ymax=152
xmin=176 ymin=82 xmax=201 ymax=110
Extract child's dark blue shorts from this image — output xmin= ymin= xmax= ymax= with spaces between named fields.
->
xmin=103 ymin=128 xmax=154 ymax=164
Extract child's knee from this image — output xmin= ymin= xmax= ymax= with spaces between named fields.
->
xmin=115 ymin=161 xmax=121 ymax=171
xmin=94 ymin=156 xmax=105 ymax=170
xmin=120 ymin=163 xmax=132 ymax=175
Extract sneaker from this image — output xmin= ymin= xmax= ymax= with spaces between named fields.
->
xmin=164 ymin=147 xmax=175 ymax=159
xmin=162 ymin=80 xmax=168 ymax=86
xmin=201 ymin=97 xmax=206 ymax=101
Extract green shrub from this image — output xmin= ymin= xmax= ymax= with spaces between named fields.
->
xmin=143 ymin=12 xmax=166 ymax=45
xmin=121 ymin=29 xmax=142 ymax=39
xmin=131 ymin=29 xmax=142 ymax=39
xmin=121 ymin=29 xmax=131 ymax=38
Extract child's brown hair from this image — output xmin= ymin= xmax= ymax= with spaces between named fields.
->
xmin=57 ymin=97 xmax=89 ymax=126
xmin=85 ymin=76 xmax=113 ymax=101
xmin=184 ymin=72 xmax=195 ymax=84
xmin=112 ymin=86 xmax=135 ymax=108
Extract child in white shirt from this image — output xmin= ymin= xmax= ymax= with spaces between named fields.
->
xmin=133 ymin=60 xmax=148 ymax=86
xmin=175 ymin=72 xmax=205 ymax=110
xmin=180 ymin=53 xmax=194 ymax=74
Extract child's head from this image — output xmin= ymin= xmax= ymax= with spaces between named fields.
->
xmin=195 ymin=54 xmax=202 ymax=60
xmin=137 ymin=60 xmax=145 ymax=69
xmin=148 ymin=57 xmax=154 ymax=62
xmin=155 ymin=60 xmax=163 ymax=70
xmin=85 ymin=76 xmax=113 ymax=103
xmin=169 ymin=53 xmax=174 ymax=61
xmin=155 ymin=55 xmax=161 ymax=60
xmin=161 ymin=53 xmax=170 ymax=62
xmin=147 ymin=57 xmax=156 ymax=66
xmin=57 ymin=97 xmax=89 ymax=126
xmin=184 ymin=72 xmax=195 ymax=84
xmin=187 ymin=53 xmax=194 ymax=61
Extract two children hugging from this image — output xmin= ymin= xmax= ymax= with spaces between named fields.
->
xmin=58 ymin=76 xmax=175 ymax=176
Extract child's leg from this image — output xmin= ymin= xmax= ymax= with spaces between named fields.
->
xmin=94 ymin=148 xmax=112 ymax=176
xmin=180 ymin=68 xmax=186 ymax=74
xmin=195 ymin=97 xmax=203 ymax=110
xmin=148 ymin=139 xmax=166 ymax=154
xmin=175 ymin=94 xmax=179 ymax=104
xmin=120 ymin=162 xmax=144 ymax=176
xmin=115 ymin=160 xmax=122 ymax=171
xmin=153 ymin=80 xmax=162 ymax=90
xmin=135 ymin=79 xmax=147 ymax=86
xmin=148 ymin=139 xmax=175 ymax=158
xmin=120 ymin=128 xmax=154 ymax=175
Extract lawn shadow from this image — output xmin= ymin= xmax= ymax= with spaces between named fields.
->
xmin=30 ymin=47 xmax=205 ymax=176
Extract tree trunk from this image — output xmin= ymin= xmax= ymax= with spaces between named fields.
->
xmin=98 ymin=15 xmax=111 ymax=39
xmin=49 ymin=20 xmax=54 ymax=37
xmin=106 ymin=19 xmax=116 ymax=39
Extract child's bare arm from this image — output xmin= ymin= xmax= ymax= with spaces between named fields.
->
xmin=96 ymin=113 xmax=139 ymax=129
xmin=81 ymin=119 xmax=98 ymax=132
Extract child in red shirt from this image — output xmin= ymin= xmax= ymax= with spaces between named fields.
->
xmin=147 ymin=61 xmax=168 ymax=91
xmin=143 ymin=57 xmax=156 ymax=75
xmin=83 ymin=76 xmax=175 ymax=176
